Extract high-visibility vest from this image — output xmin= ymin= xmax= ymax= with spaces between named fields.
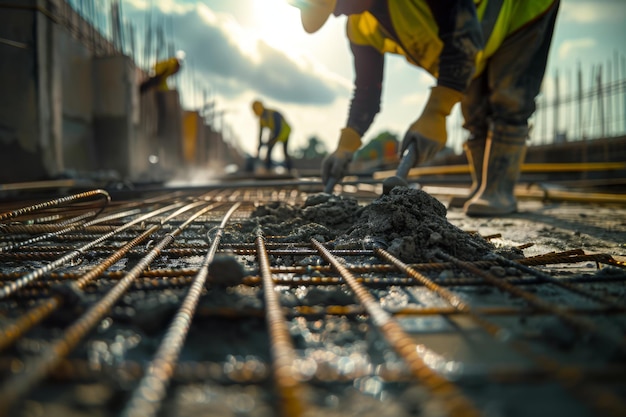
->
xmin=347 ymin=0 xmax=556 ymax=78
xmin=260 ymin=109 xmax=291 ymax=142
xmin=153 ymin=58 xmax=181 ymax=91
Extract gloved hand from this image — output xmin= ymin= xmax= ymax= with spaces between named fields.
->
xmin=399 ymin=85 xmax=463 ymax=165
xmin=321 ymin=127 xmax=362 ymax=186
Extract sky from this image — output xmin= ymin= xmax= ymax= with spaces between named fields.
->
xmin=123 ymin=0 xmax=626 ymax=158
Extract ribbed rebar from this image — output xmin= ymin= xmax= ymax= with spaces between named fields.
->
xmin=2 ymin=226 xmax=158 ymax=349
xmin=0 ymin=185 xmax=624 ymax=417
xmin=1 ymin=356 xmax=624 ymax=386
xmin=493 ymin=253 xmax=622 ymax=308
xmin=0 ymin=189 xmax=110 ymax=222
xmin=311 ymin=238 xmax=480 ymax=417
xmin=257 ymin=229 xmax=308 ymax=417
xmin=435 ymin=250 xmax=626 ymax=351
xmin=0 ymin=200 xmax=188 ymax=299
xmin=122 ymin=202 xmax=240 ymax=417
xmin=376 ymin=247 xmax=626 ymax=417
xmin=0 ymin=208 xmax=142 ymax=253
xmin=0 ymin=201 xmax=214 ymax=416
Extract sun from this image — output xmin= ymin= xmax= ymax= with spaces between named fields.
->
xmin=250 ymin=0 xmax=307 ymax=49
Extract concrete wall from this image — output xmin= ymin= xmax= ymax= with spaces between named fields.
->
xmin=0 ymin=1 xmax=47 ymax=182
xmin=155 ymin=90 xmax=183 ymax=175
xmin=92 ymin=55 xmax=138 ymax=178
xmin=0 ymin=0 xmax=174 ymax=184
xmin=59 ymin=25 xmax=96 ymax=173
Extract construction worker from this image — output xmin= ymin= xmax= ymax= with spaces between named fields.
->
xmin=252 ymin=100 xmax=293 ymax=172
xmin=139 ymin=52 xmax=184 ymax=94
xmin=290 ymin=0 xmax=559 ymax=216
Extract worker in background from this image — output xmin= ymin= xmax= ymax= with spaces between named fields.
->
xmin=139 ymin=51 xmax=185 ymax=94
xmin=290 ymin=0 xmax=559 ymax=216
xmin=252 ymin=100 xmax=293 ymax=172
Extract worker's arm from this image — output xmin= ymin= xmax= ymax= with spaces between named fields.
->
xmin=347 ymin=43 xmax=384 ymax=136
xmin=321 ymin=43 xmax=383 ymax=187
xmin=400 ymin=0 xmax=483 ymax=166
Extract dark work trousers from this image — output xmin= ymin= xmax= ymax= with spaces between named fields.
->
xmin=265 ymin=140 xmax=292 ymax=171
xmin=461 ymin=1 xmax=560 ymax=141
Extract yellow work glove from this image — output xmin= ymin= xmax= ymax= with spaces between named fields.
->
xmin=399 ymin=85 xmax=463 ymax=165
xmin=321 ymin=127 xmax=362 ymax=186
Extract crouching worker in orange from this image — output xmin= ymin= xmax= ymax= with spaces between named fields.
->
xmin=290 ymin=0 xmax=559 ymax=216
xmin=252 ymin=100 xmax=293 ymax=172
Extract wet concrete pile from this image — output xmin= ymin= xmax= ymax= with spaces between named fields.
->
xmin=224 ymin=187 xmax=496 ymax=263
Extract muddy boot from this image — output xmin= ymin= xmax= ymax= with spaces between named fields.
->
xmin=464 ymin=125 xmax=527 ymax=217
xmin=448 ymin=136 xmax=486 ymax=208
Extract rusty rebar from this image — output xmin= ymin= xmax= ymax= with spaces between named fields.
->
xmin=0 ymin=202 xmax=186 ymax=299
xmin=435 ymin=250 xmax=626 ymax=351
xmin=311 ymin=238 xmax=480 ymax=417
xmin=493 ymin=253 xmax=623 ymax=308
xmin=376 ymin=247 xmax=626 ymax=417
xmin=122 ymin=202 xmax=240 ymax=417
xmin=0 ymin=201 xmax=215 ymax=416
xmin=257 ymin=228 xmax=308 ymax=417
xmin=0 ymin=189 xmax=110 ymax=223
xmin=0 ymin=208 xmax=142 ymax=253
xmin=0 ymin=222 xmax=161 ymax=352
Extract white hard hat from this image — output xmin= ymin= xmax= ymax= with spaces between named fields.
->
xmin=175 ymin=50 xmax=186 ymax=62
xmin=288 ymin=0 xmax=337 ymax=34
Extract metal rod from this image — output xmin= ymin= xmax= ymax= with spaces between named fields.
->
xmin=0 ymin=202 xmax=186 ymax=299
xmin=323 ymin=177 xmax=337 ymax=194
xmin=0 ymin=189 xmax=110 ymax=222
xmin=376 ymin=247 xmax=626 ymax=417
xmin=257 ymin=228 xmax=308 ymax=417
xmin=0 ymin=201 xmax=214 ymax=415
xmin=311 ymin=238 xmax=481 ymax=417
xmin=122 ymin=203 xmax=240 ymax=417
xmin=396 ymin=141 xmax=418 ymax=179
xmin=435 ymin=250 xmax=626 ymax=351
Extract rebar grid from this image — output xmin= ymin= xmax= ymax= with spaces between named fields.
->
xmin=375 ymin=247 xmax=626 ymax=417
xmin=311 ymin=239 xmax=481 ymax=417
xmin=121 ymin=203 xmax=241 ymax=417
xmin=0 ymin=186 xmax=624 ymax=417
xmin=257 ymin=229 xmax=308 ymax=417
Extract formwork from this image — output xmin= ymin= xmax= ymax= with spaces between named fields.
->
xmin=0 ymin=182 xmax=624 ymax=417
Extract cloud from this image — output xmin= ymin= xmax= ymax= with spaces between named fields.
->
xmin=558 ymin=38 xmax=596 ymax=60
xmin=124 ymin=0 xmax=193 ymax=14
xmin=560 ymin=2 xmax=626 ymax=24
xmin=400 ymin=93 xmax=427 ymax=106
xmin=132 ymin=3 xmax=348 ymax=105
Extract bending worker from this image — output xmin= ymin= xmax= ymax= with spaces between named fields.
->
xmin=139 ymin=55 xmax=183 ymax=94
xmin=252 ymin=100 xmax=293 ymax=172
xmin=290 ymin=0 xmax=559 ymax=216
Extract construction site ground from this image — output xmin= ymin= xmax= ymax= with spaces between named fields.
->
xmin=0 ymin=179 xmax=624 ymax=417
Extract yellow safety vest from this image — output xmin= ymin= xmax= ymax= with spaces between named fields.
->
xmin=347 ymin=0 xmax=555 ymax=78
xmin=153 ymin=58 xmax=180 ymax=91
xmin=260 ymin=109 xmax=291 ymax=143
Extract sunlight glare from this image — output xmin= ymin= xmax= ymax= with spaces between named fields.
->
xmin=251 ymin=0 xmax=306 ymax=49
